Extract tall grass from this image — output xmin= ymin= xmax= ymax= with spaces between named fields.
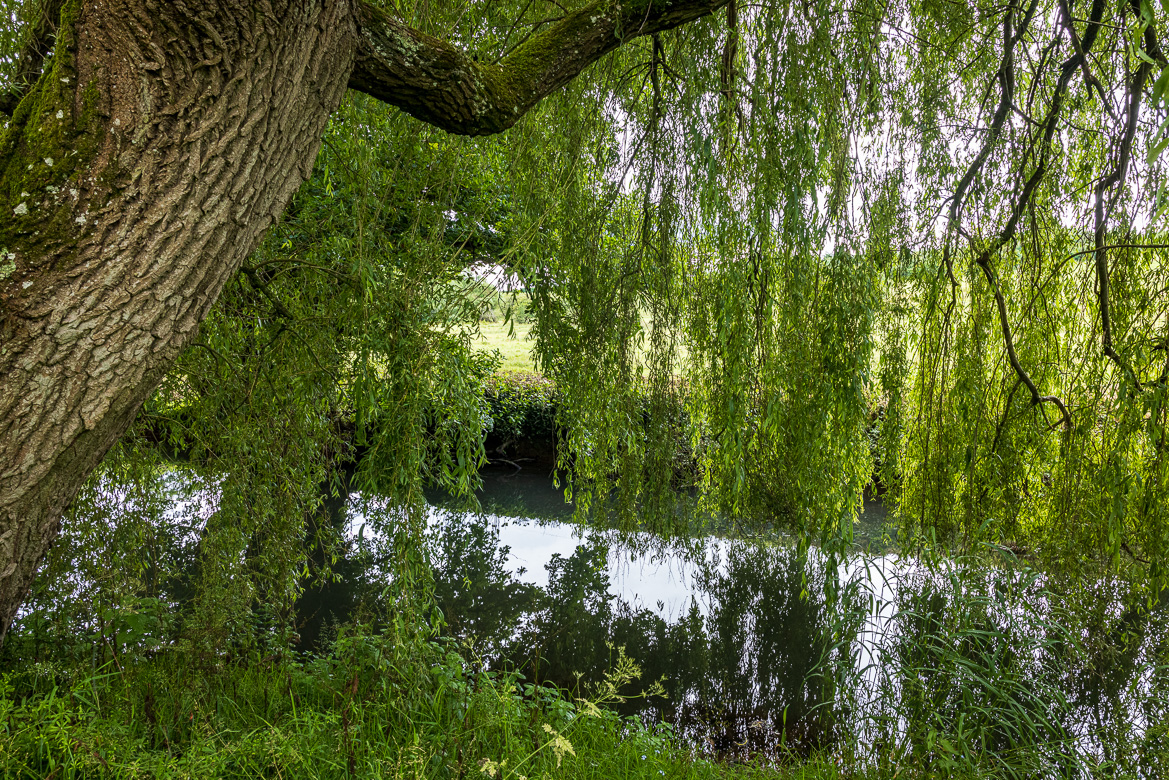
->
xmin=850 ymin=549 xmax=1169 ymax=779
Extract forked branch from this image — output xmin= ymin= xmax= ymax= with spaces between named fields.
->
xmin=949 ymin=0 xmax=1110 ymax=432
xmin=974 ymin=253 xmax=1072 ymax=429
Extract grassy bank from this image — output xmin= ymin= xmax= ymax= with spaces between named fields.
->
xmin=0 ymin=628 xmax=845 ymax=780
xmin=6 ymin=571 xmax=1167 ymax=780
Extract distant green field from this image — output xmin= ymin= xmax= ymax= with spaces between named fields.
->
xmin=472 ymin=319 xmax=536 ymax=372
xmin=471 ymin=315 xmax=690 ymax=376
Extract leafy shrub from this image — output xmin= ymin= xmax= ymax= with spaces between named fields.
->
xmin=484 ymin=371 xmax=559 ymax=445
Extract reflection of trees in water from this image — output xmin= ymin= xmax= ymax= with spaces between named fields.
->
xmin=1068 ymin=592 xmax=1169 ymax=770
xmin=662 ymin=543 xmax=859 ymax=760
xmin=427 ymin=514 xmax=1169 ymax=772
xmin=865 ymin=564 xmax=1169 ymax=777
xmin=427 ymin=516 xmax=542 ymax=660
xmin=427 ymin=514 xmax=860 ymax=761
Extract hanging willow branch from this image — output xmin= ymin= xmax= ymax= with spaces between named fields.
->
xmin=1088 ymin=0 xmax=1168 ymax=390
xmin=975 ymin=255 xmax=1073 ymax=428
xmin=1058 ymin=0 xmax=1116 ymax=119
xmin=941 ymin=3 xmax=1024 ymax=290
xmin=1092 ymin=60 xmax=1149 ymax=390
xmin=950 ymin=0 xmax=1110 ymax=431
xmin=720 ymin=0 xmax=738 ymax=107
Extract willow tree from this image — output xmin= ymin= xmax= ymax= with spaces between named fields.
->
xmin=4 ymin=0 xmax=1169 ymax=644
xmin=520 ymin=0 xmax=1169 ymax=589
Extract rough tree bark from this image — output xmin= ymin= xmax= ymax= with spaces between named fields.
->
xmin=0 ymin=0 xmax=727 ymax=641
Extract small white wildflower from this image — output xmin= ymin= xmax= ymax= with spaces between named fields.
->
xmin=113 ymin=118 xmax=120 ymax=126
xmin=13 ymin=202 xmax=28 ymax=216
xmin=55 ymin=110 xmax=63 ymax=119
xmin=22 ymin=280 xmax=32 ymax=289
xmin=578 ymin=700 xmax=603 ymax=718
xmin=542 ymin=725 xmax=575 ymax=767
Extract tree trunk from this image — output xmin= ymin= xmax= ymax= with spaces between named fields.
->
xmin=0 ymin=0 xmax=358 ymax=641
xmin=0 ymin=0 xmax=727 ymax=641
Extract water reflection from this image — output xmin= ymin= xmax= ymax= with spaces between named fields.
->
xmin=424 ymin=510 xmax=860 ymax=760
xmin=405 ymin=467 xmax=1169 ymax=774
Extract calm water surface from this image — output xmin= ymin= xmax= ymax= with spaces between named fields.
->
xmin=336 ymin=466 xmax=1169 ymax=767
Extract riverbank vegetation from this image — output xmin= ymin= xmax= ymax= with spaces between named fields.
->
xmin=4 ymin=492 xmax=1167 ymax=778
xmin=5 ymin=626 xmax=827 ymax=780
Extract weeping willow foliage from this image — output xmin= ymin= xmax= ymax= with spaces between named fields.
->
xmin=0 ymin=0 xmax=38 ymax=78
xmin=509 ymin=0 xmax=1169 ymax=594
xmin=525 ymin=0 xmax=1169 ymax=589
xmin=10 ymin=0 xmax=1169 ymax=643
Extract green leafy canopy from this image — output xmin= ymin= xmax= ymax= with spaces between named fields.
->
xmin=9 ymin=0 xmax=1169 ymax=637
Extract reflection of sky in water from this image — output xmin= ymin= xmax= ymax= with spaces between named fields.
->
xmin=345 ymin=463 xmax=906 ymax=649
xmin=347 ymin=503 xmax=725 ymax=622
xmin=483 ymin=518 xmax=901 ymax=636
xmin=495 ymin=516 xmax=722 ymax=621
xmin=404 ymin=465 xmax=899 ymax=624
xmin=355 ymin=473 xmax=1165 ymax=766
xmin=350 ymin=470 xmax=908 ymax=720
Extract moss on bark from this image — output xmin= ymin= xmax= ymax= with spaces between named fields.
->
xmin=0 ymin=0 xmax=104 ymax=282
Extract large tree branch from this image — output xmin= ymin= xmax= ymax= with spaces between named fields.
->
xmin=0 ymin=0 xmax=66 ymax=116
xmin=348 ymin=0 xmax=728 ymax=136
